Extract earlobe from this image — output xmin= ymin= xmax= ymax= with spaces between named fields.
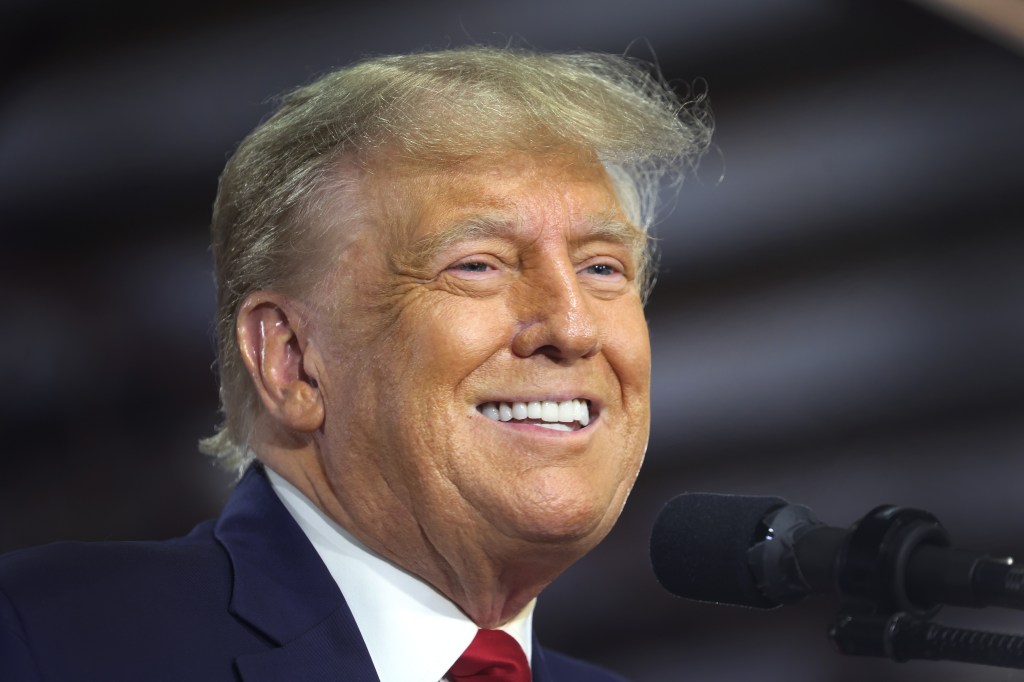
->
xmin=236 ymin=293 xmax=325 ymax=433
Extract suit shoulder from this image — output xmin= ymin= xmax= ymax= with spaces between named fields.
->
xmin=0 ymin=520 xmax=225 ymax=609
xmin=543 ymin=649 xmax=630 ymax=682
xmin=0 ymin=522 xmax=271 ymax=680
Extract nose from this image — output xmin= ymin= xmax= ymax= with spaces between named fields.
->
xmin=509 ymin=259 xmax=601 ymax=362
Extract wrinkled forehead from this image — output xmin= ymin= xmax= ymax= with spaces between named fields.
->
xmin=359 ymin=149 xmax=641 ymax=253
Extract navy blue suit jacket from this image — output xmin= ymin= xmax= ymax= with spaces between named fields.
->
xmin=0 ymin=466 xmax=626 ymax=681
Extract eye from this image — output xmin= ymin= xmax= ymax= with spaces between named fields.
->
xmin=578 ymin=258 xmax=626 ymax=279
xmin=577 ymin=256 xmax=630 ymax=293
xmin=455 ymin=261 xmax=492 ymax=273
xmin=584 ymin=263 xmax=619 ymax=277
xmin=444 ymin=256 xmax=503 ymax=280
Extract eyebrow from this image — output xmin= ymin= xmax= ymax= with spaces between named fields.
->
xmin=392 ymin=210 xmax=646 ymax=274
xmin=577 ymin=211 xmax=648 ymax=249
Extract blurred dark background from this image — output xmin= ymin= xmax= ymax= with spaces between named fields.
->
xmin=3 ymin=0 xmax=1023 ymax=680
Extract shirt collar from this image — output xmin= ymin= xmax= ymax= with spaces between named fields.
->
xmin=266 ymin=468 xmax=535 ymax=682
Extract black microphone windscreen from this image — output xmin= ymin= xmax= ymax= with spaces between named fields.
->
xmin=650 ymin=493 xmax=787 ymax=609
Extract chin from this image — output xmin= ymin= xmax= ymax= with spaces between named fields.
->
xmin=502 ymin=478 xmax=623 ymax=547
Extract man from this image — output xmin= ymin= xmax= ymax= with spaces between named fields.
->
xmin=0 ymin=48 xmax=708 ymax=680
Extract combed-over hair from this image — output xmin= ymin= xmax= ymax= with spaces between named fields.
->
xmin=201 ymin=46 xmax=712 ymax=474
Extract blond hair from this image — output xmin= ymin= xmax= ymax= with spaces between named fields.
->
xmin=201 ymin=47 xmax=711 ymax=473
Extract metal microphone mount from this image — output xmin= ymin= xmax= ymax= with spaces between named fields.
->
xmin=826 ymin=504 xmax=1024 ymax=669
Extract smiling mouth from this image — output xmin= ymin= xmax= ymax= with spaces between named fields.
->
xmin=477 ymin=399 xmax=592 ymax=432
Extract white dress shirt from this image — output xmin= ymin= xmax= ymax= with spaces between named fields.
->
xmin=266 ymin=468 xmax=535 ymax=682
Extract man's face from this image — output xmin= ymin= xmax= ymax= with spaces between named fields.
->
xmin=309 ymin=151 xmax=650 ymax=570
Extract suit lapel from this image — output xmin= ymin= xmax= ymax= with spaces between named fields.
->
xmin=234 ymin=607 xmax=379 ymax=681
xmin=214 ymin=466 xmax=380 ymax=682
xmin=531 ymin=635 xmax=554 ymax=682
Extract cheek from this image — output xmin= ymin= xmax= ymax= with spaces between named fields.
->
xmin=605 ymin=303 xmax=652 ymax=393
xmin=601 ymin=302 xmax=652 ymax=479
xmin=392 ymin=296 xmax=512 ymax=386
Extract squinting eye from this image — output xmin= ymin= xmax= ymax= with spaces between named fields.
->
xmin=444 ymin=258 xmax=501 ymax=280
xmin=456 ymin=262 xmax=491 ymax=273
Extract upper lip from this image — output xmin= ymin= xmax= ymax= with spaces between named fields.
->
xmin=474 ymin=395 xmax=602 ymax=414
xmin=478 ymin=394 xmax=591 ymax=401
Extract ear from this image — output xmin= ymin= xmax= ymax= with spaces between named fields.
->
xmin=236 ymin=292 xmax=324 ymax=433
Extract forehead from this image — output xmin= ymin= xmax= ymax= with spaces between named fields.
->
xmin=364 ymin=151 xmax=633 ymax=248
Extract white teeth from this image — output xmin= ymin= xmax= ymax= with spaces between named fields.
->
xmin=571 ymin=399 xmax=587 ymax=425
xmin=480 ymin=399 xmax=592 ymax=428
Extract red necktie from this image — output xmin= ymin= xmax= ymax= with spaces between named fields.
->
xmin=447 ymin=629 xmax=531 ymax=682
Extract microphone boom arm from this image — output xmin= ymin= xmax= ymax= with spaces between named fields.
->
xmin=832 ymin=610 xmax=1024 ymax=669
xmin=822 ymin=503 xmax=1024 ymax=669
xmin=650 ymin=492 xmax=1024 ymax=670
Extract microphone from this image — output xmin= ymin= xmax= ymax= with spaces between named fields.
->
xmin=650 ymin=493 xmax=1024 ymax=614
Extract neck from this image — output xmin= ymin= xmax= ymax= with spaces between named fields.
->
xmin=257 ymin=443 xmax=586 ymax=628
